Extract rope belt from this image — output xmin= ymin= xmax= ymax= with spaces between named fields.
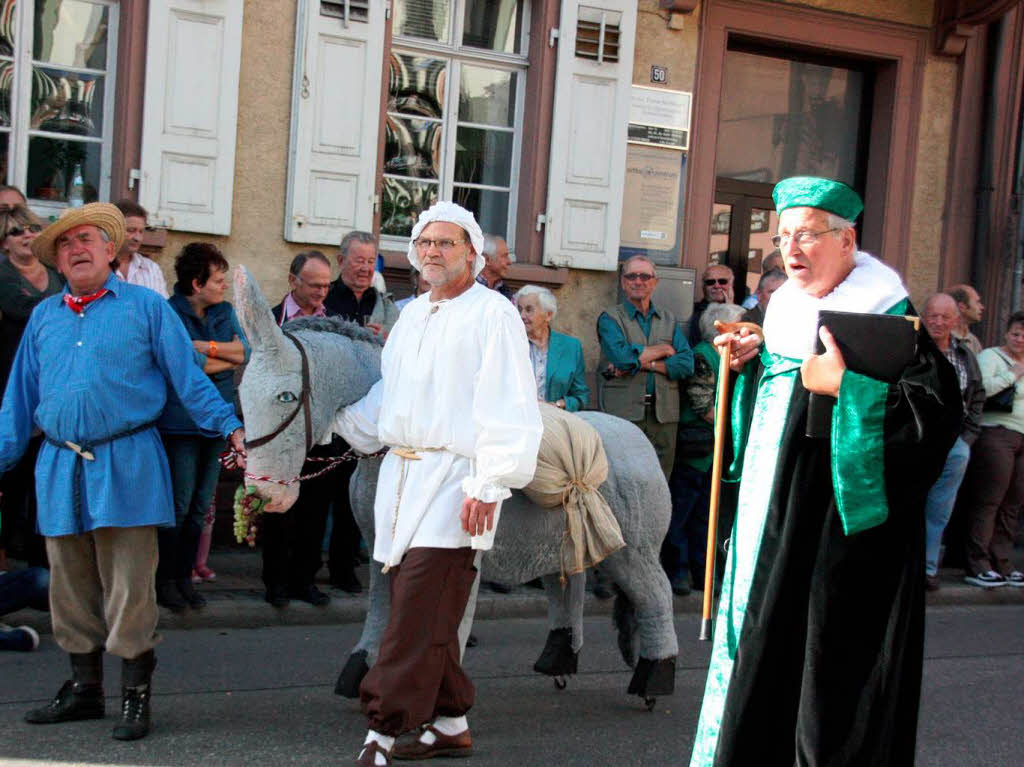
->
xmin=45 ymin=421 xmax=157 ymax=521
xmin=382 ymin=446 xmax=446 ymax=573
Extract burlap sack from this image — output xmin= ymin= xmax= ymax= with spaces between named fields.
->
xmin=524 ymin=403 xmax=626 ymax=580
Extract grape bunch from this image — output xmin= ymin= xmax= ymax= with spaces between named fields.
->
xmin=233 ymin=485 xmax=268 ymax=547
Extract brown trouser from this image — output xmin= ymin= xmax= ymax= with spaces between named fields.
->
xmin=635 ymin=408 xmax=677 ymax=479
xmin=965 ymin=426 xmax=1024 ymax=575
xmin=45 ymin=526 xmax=160 ymax=659
xmin=360 ymin=546 xmax=477 ymax=736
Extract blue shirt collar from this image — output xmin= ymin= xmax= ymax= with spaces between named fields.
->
xmin=62 ymin=272 xmax=123 ymax=297
xmin=625 ymin=300 xmax=660 ymax=321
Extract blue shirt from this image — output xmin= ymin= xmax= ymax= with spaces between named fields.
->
xmin=597 ymin=301 xmax=694 ymax=394
xmin=158 ymin=291 xmax=249 ymax=436
xmin=0 ymin=274 xmax=242 ymax=535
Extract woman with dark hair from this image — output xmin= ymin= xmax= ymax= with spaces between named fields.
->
xmin=156 ymin=242 xmax=249 ymax=610
xmin=963 ymin=310 xmax=1024 ymax=588
xmin=0 ymin=205 xmax=62 ymax=566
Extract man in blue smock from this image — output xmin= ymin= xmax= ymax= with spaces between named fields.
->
xmin=597 ymin=255 xmax=693 ymax=478
xmin=0 ymin=203 xmax=246 ymax=741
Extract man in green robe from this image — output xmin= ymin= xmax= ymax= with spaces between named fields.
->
xmin=690 ymin=177 xmax=961 ymax=766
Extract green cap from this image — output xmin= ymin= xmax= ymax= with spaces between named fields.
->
xmin=772 ymin=176 xmax=863 ymax=221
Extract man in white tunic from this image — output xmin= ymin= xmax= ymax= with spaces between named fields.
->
xmin=325 ymin=202 xmax=542 ymax=767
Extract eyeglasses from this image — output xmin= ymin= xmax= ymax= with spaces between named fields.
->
xmin=413 ymin=238 xmax=466 ymax=253
xmin=770 ymin=228 xmax=840 ymax=249
xmin=704 ymin=277 xmax=730 ymax=286
xmin=4 ymin=224 xmax=41 ymax=238
xmin=622 ymin=272 xmax=655 ymax=282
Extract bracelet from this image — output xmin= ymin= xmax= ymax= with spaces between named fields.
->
xmin=207 ymin=340 xmax=219 ymax=359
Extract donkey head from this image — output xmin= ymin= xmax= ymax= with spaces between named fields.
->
xmin=234 ymin=266 xmax=308 ymax=512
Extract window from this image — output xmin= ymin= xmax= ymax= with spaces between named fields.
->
xmin=0 ymin=0 xmax=117 ymax=215
xmin=382 ymin=0 xmax=528 ymax=246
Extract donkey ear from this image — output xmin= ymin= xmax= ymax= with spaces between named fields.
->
xmin=234 ymin=265 xmax=285 ymax=355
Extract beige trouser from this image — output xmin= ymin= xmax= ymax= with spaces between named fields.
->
xmin=635 ymin=408 xmax=677 ymax=479
xmin=45 ymin=526 xmax=160 ymax=659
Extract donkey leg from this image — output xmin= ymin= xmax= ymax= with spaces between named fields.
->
xmin=456 ymin=552 xmax=482 ymax=661
xmin=335 ymin=562 xmax=389 ymax=698
xmin=599 ymin=546 xmax=678 ymax=699
xmin=533 ymin=572 xmax=584 ymax=677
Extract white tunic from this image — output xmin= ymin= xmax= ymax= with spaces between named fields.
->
xmin=327 ymin=282 xmax=543 ymax=569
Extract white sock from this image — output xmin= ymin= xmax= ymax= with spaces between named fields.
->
xmin=431 ymin=715 xmax=468 ymax=736
xmin=361 ymin=730 xmax=394 ymax=766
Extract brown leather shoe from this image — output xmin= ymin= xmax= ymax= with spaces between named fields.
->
xmin=356 ymin=740 xmax=392 ymax=766
xmin=393 ymin=726 xmax=473 ymax=760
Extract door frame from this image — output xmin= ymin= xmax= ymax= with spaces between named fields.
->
xmin=684 ymin=0 xmax=928 ymax=276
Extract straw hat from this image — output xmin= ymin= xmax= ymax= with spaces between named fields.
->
xmin=31 ymin=202 xmax=126 ymax=266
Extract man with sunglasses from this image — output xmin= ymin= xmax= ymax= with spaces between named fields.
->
xmin=688 ymin=264 xmax=735 ymax=347
xmin=689 ymin=177 xmax=960 ymax=767
xmin=113 ymin=200 xmax=167 ymax=298
xmin=597 ymin=255 xmax=693 ymax=478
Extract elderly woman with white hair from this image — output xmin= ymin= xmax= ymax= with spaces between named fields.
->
xmin=514 ymin=284 xmax=590 ymax=411
xmin=661 ymin=301 xmax=746 ymax=595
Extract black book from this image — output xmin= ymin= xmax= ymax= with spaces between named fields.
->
xmin=805 ymin=310 xmax=920 ymax=438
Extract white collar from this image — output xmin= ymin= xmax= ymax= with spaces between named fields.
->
xmin=762 ymin=251 xmax=908 ymax=360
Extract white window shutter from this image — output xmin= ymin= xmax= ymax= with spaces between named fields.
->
xmin=138 ymin=0 xmax=244 ymax=235
xmin=284 ymin=1 xmax=387 ymax=244
xmin=543 ymin=0 xmax=636 ymax=270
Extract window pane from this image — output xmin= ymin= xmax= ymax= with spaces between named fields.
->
xmin=0 ymin=0 xmax=14 ymax=56
xmin=458 ymin=66 xmax=515 ymax=127
xmin=462 ymin=0 xmax=522 ymax=54
xmin=393 ymin=0 xmax=451 ymax=44
xmin=34 ymin=0 xmax=108 ymax=70
xmin=385 ymin=116 xmax=442 ymax=180
xmin=709 ymin=203 xmax=731 ymax=266
xmin=0 ymin=131 xmax=9 ymax=184
xmin=388 ymin=53 xmax=446 ymax=119
xmin=0 ymin=60 xmax=11 ymax=127
xmin=27 ymin=136 xmax=99 ymax=203
xmin=31 ymin=67 xmax=104 ymax=136
xmin=716 ymin=50 xmax=864 ymax=185
xmin=453 ymin=126 xmax=512 ymax=187
xmin=381 ymin=177 xmax=438 ymax=237
xmin=452 ymin=186 xmax=509 ymax=239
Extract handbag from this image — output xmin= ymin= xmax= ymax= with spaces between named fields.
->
xmin=983 ymin=350 xmax=1016 ymax=413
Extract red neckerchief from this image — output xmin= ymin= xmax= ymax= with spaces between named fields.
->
xmin=63 ymin=288 xmax=110 ymax=315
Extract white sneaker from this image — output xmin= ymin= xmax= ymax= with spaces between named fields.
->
xmin=1004 ymin=571 xmax=1024 ymax=587
xmin=964 ymin=570 xmax=1008 ymax=588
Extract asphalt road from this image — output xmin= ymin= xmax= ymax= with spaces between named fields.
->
xmin=1 ymin=605 xmax=1022 ymax=766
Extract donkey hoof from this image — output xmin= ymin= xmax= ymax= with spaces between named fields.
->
xmin=644 ymin=696 xmax=657 ymax=712
xmin=554 ymin=676 xmax=568 ymax=690
xmin=334 ymin=650 xmax=369 ymax=698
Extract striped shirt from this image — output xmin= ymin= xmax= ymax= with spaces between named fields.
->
xmin=117 ymin=252 xmax=168 ymax=298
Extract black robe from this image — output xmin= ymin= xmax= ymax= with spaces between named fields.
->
xmin=690 ymin=313 xmax=961 ymax=766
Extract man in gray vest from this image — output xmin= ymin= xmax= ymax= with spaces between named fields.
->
xmin=597 ymin=255 xmax=693 ymax=477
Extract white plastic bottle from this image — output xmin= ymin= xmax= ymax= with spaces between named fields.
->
xmin=69 ymin=162 xmax=85 ymax=207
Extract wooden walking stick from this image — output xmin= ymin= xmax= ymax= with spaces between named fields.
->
xmin=700 ymin=321 xmax=761 ymax=641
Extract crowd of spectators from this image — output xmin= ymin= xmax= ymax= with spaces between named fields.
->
xmin=1 ymin=191 xmax=1021 ymax=674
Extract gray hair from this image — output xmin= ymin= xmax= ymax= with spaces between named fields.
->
xmin=826 ymin=213 xmax=855 ymax=236
xmin=339 ymin=230 xmax=376 ymax=258
xmin=758 ymin=268 xmax=786 ymax=291
xmin=514 ymin=284 xmax=557 ymax=318
xmin=699 ymin=302 xmax=745 ymax=343
xmin=621 ymin=255 xmax=657 ymax=274
xmin=482 ymin=234 xmax=501 ymax=259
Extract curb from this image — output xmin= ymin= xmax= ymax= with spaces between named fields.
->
xmin=6 ymin=583 xmax=1021 ymax=636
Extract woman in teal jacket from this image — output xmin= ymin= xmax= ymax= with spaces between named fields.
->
xmin=515 ymin=285 xmax=590 ymax=411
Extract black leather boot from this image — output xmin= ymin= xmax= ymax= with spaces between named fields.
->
xmin=156 ymin=579 xmax=187 ymax=611
xmin=176 ymin=578 xmax=206 ymax=609
xmin=25 ymin=651 xmax=105 ymax=724
xmin=112 ymin=650 xmax=156 ymax=740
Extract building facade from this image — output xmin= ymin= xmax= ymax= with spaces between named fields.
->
xmin=7 ymin=0 xmax=1024 ymax=363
